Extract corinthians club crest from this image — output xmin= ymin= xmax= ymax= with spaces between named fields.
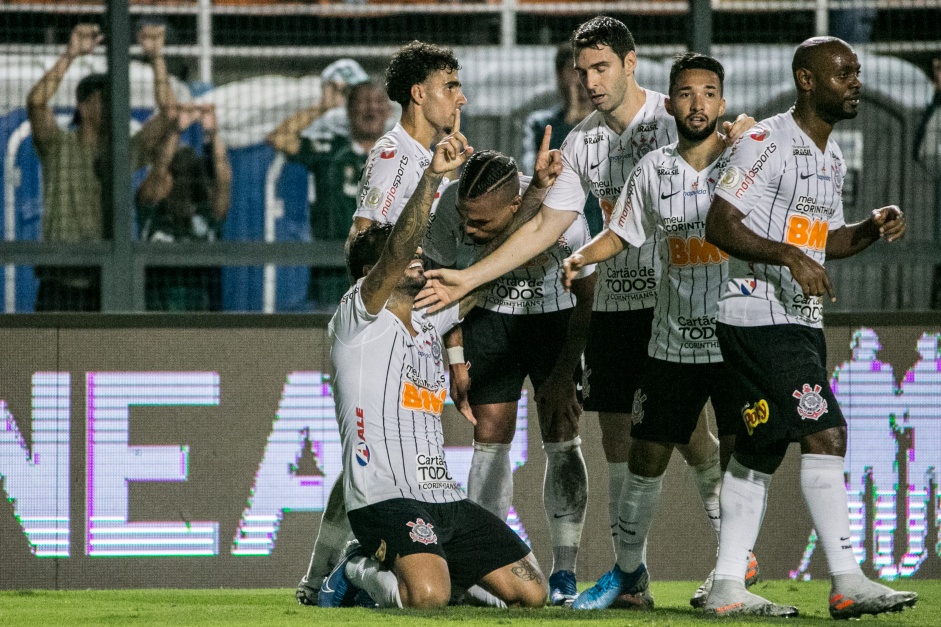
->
xmin=793 ymin=383 xmax=828 ymax=420
xmin=406 ymin=518 xmax=438 ymax=545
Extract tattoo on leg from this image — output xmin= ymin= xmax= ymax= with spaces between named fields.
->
xmin=511 ymin=559 xmax=543 ymax=584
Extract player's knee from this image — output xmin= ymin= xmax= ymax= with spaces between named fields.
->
xmin=628 ymin=439 xmax=672 ymax=476
xmin=399 ymin=580 xmax=450 ymax=609
xmin=518 ymin=581 xmax=549 ymax=608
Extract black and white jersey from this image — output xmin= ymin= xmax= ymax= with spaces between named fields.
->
xmin=714 ymin=110 xmax=846 ymax=328
xmin=542 ymin=91 xmax=677 ymax=312
xmin=329 ymin=282 xmax=464 ymax=510
xmin=610 ymin=143 xmax=731 ymax=363
xmin=423 ymin=177 xmax=594 ymax=315
xmin=354 ymin=123 xmax=445 ymax=225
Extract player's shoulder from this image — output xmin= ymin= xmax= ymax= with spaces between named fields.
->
xmin=637 ymin=141 xmax=678 ymax=171
xmin=561 ymin=111 xmax=606 ymax=151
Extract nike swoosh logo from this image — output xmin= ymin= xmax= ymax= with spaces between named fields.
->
xmin=553 ymin=512 xmax=577 ymax=519
xmin=840 ymin=536 xmax=850 ymax=541
xmin=590 ymin=162 xmax=601 ymax=170
xmin=800 ymin=172 xmax=815 ymax=179
xmin=661 ymin=191 xmax=680 ymax=199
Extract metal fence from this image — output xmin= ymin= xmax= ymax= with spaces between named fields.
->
xmin=1 ymin=0 xmax=939 ymax=312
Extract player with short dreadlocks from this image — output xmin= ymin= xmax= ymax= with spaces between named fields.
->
xmin=423 ymin=129 xmax=596 ymax=607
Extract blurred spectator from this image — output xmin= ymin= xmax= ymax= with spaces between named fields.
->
xmin=267 ymin=79 xmax=391 ymax=310
xmin=521 ymin=43 xmax=603 ymax=234
xmin=137 ymin=104 xmax=232 ymax=311
xmin=306 ymin=58 xmax=372 ymax=138
xmin=26 ymin=23 xmax=176 ymax=311
xmin=913 ymin=56 xmax=941 ymax=309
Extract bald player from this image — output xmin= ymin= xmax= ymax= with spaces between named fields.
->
xmin=701 ymin=37 xmax=916 ymax=618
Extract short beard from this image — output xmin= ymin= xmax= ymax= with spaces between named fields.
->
xmin=398 ymin=273 xmax=427 ymax=297
xmin=677 ymin=117 xmax=718 ymax=142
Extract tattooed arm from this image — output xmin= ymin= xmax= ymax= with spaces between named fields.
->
xmin=360 ymin=113 xmax=473 ymax=315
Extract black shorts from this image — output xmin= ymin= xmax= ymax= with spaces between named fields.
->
xmin=716 ymin=322 xmax=846 ymax=457
xmin=462 ymin=308 xmax=580 ymax=406
xmin=582 ymin=309 xmax=653 ymax=413
xmin=629 ymin=358 xmax=741 ymax=445
xmin=347 ymin=498 xmax=531 ymax=589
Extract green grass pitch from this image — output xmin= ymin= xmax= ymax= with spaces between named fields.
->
xmin=0 ymin=579 xmax=936 ymax=626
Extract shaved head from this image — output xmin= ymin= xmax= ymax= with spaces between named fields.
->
xmin=792 ymin=37 xmax=853 ymax=83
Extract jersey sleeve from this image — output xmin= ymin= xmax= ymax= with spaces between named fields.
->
xmin=422 ymin=181 xmax=461 ymax=267
xmin=542 ymin=141 xmax=589 ymax=214
xmin=829 ymin=156 xmax=847 ymax=230
xmin=424 ymin=300 xmax=461 ymax=336
xmin=713 ymin=127 xmax=785 ymax=216
xmin=608 ymin=163 xmax=654 ymax=248
xmin=353 ymin=141 xmax=404 ymax=223
xmin=330 ymin=281 xmax=381 ymax=344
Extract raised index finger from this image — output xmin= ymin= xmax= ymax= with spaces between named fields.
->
xmin=452 ymin=108 xmax=461 ymax=136
xmin=540 ymin=125 xmax=552 ymax=154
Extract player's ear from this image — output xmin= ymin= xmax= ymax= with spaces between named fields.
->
xmin=510 ymin=194 xmax=522 ymax=214
xmin=410 ymin=82 xmax=425 ymax=106
xmin=794 ymin=67 xmax=814 ymax=93
xmin=623 ymin=50 xmax=637 ymax=74
xmin=664 ymin=97 xmax=674 ymax=116
xmin=718 ymin=97 xmax=726 ymax=118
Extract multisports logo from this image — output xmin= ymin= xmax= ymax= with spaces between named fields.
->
xmin=380 ymin=155 xmax=410 ymax=218
xmin=733 ymin=144 xmax=778 ymax=199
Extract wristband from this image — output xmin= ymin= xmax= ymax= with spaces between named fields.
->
xmin=446 ymin=346 xmax=465 ymax=365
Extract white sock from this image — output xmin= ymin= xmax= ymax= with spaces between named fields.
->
xmin=800 ymin=454 xmax=863 ymax=577
xmin=615 ymin=471 xmax=663 ymax=574
xmin=303 ymin=476 xmax=354 ymax=583
xmin=714 ymin=457 xmax=771 ymax=584
xmin=345 ymin=555 xmax=402 ymax=608
xmin=459 ymin=585 xmax=508 ymax=608
xmin=608 ymin=461 xmax=629 ymax=553
xmin=690 ymin=449 xmax=723 ymax=541
xmin=467 ymin=441 xmax=513 ymax=521
xmin=543 ymin=437 xmax=588 ymax=574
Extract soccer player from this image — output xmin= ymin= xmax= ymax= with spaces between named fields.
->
xmin=416 ymin=17 xmax=753 ymax=593
xmin=295 ymin=39 xmax=467 ymax=605
xmin=423 ymin=140 xmax=595 ymax=606
xmin=561 ymin=53 xmax=754 ymax=610
xmin=701 ymin=37 xmax=916 ymax=618
xmin=322 ymin=115 xmax=548 ymax=610
xmin=352 ymin=40 xmax=467 ymax=233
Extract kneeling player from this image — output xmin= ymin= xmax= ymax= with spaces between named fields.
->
xmin=323 ymin=116 xmax=548 ymax=609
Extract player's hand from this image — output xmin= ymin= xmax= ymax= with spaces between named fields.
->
xmin=560 ymin=253 xmax=586 ymax=292
xmin=415 ymin=268 xmax=470 ymax=313
xmin=532 ymin=125 xmax=563 ymax=190
xmin=448 ymin=361 xmax=476 ymax=426
xmin=430 ymin=109 xmax=473 ymax=175
xmin=786 ymin=248 xmax=835 ymax=302
xmin=136 ymin=23 xmax=166 ymax=61
xmin=870 ymin=205 xmax=905 ymax=242
xmin=535 ymin=376 xmax=581 ymax=436
xmin=722 ymin=113 xmax=756 ymax=146
xmin=67 ymin=24 xmax=103 ymax=58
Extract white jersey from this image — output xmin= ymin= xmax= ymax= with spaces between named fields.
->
xmin=329 ymin=281 xmax=464 ymax=510
xmin=543 ymin=91 xmax=677 ymax=312
xmin=610 ymin=143 xmax=731 ymax=363
xmin=423 ymin=176 xmax=595 ymax=315
xmin=714 ymin=110 xmax=846 ymax=328
xmin=354 ymin=123 xmax=443 ymax=225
